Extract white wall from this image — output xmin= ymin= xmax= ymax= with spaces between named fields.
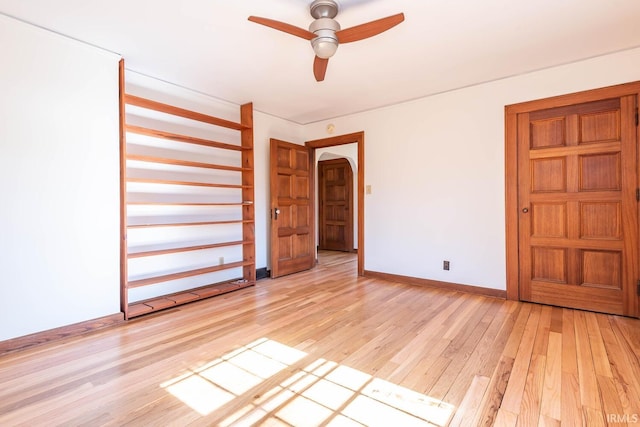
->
xmin=304 ymin=47 xmax=640 ymax=291
xmin=0 ymin=15 xmax=121 ymax=340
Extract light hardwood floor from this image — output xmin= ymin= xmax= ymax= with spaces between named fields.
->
xmin=1 ymin=252 xmax=639 ymax=426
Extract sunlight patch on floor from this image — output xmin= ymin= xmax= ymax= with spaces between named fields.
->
xmin=161 ymin=338 xmax=306 ymax=416
xmin=161 ymin=338 xmax=455 ymax=425
xmin=163 ymin=374 xmax=235 ymax=416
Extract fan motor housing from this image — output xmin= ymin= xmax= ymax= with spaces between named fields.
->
xmin=309 ymin=17 xmax=341 ymax=34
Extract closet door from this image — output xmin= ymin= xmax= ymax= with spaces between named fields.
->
xmin=515 ymin=95 xmax=638 ymax=316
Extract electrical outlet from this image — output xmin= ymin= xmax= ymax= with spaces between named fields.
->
xmin=219 ymin=256 xmax=225 ymax=265
xmin=443 ymin=260 xmax=450 ymax=271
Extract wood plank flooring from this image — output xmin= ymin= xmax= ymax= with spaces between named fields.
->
xmin=0 ymin=251 xmax=639 ymax=426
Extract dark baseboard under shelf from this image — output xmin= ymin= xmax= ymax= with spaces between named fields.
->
xmin=256 ymin=267 xmax=270 ymax=280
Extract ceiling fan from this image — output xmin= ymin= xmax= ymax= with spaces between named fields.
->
xmin=248 ymin=0 xmax=404 ymax=82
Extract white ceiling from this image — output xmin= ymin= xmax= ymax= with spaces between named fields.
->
xmin=2 ymin=0 xmax=640 ymax=124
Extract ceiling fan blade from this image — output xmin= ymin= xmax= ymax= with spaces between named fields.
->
xmin=313 ymin=56 xmax=329 ymax=82
xmin=248 ymin=16 xmax=316 ymax=40
xmin=336 ymin=13 xmax=405 ymax=44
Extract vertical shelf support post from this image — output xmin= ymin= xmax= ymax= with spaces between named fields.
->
xmin=241 ymin=103 xmax=256 ymax=282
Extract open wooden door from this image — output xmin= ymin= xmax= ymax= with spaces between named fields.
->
xmin=514 ymin=94 xmax=639 ymax=316
xmin=319 ymin=158 xmax=354 ymax=252
xmin=270 ymin=139 xmax=315 ymax=278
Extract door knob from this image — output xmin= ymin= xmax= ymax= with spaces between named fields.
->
xmin=274 ymin=208 xmax=280 ymax=219
xmin=522 ymin=208 xmax=529 ymax=213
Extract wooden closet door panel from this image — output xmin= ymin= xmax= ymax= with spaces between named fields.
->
xmin=518 ymin=96 xmax=638 ymax=316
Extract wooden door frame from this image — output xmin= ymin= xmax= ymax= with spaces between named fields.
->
xmin=505 ymin=80 xmax=640 ymax=318
xmin=306 ymin=132 xmax=365 ymax=276
xmin=318 ymin=158 xmax=354 ymax=252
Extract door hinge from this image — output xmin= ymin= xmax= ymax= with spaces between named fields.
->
xmin=637 ymin=280 xmax=640 ymax=296
xmin=637 ymin=188 xmax=640 ymax=201
xmin=636 ymin=108 xmax=639 ymax=126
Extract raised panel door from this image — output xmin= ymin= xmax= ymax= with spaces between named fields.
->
xmin=518 ymin=97 xmax=638 ymax=315
xmin=319 ymin=158 xmax=353 ymax=252
xmin=270 ymin=139 xmax=315 ymax=277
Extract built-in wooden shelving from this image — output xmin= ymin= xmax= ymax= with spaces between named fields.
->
xmin=128 ymin=240 xmax=252 ymax=258
xmin=119 ymin=63 xmax=255 ymax=319
xmin=125 ymin=125 xmax=248 ymax=151
xmin=127 ymin=219 xmax=253 ymax=229
xmin=126 ymin=177 xmax=253 ymax=189
xmin=127 ymin=154 xmax=250 ymax=172
xmin=126 ymin=279 xmax=250 ymax=318
xmin=125 ymin=94 xmax=250 ymax=131
xmin=127 ymin=202 xmax=253 ymax=206
xmin=127 ymin=260 xmax=252 ymax=288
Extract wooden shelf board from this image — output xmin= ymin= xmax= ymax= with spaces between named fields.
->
xmin=193 ymin=281 xmax=250 ymax=298
xmin=126 ymin=125 xmax=248 ymax=151
xmin=128 ymin=240 xmax=252 ymax=258
xmin=143 ymin=297 xmax=176 ymax=311
xmin=125 ymin=94 xmax=249 ymax=131
xmin=127 ymin=279 xmax=255 ymax=318
xmin=126 ymin=178 xmax=252 ymax=189
xmin=170 ymin=292 xmax=202 ymax=304
xmin=127 ymin=260 xmax=254 ymax=288
xmin=127 ymin=219 xmax=253 ymax=229
xmin=126 ymin=154 xmax=249 ymax=173
xmin=127 ymin=303 xmax=154 ymax=318
xmin=127 ymin=201 xmax=252 ymax=207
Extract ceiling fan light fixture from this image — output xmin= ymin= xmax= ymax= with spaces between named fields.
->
xmin=309 ymin=17 xmax=340 ymax=59
xmin=247 ymin=1 xmax=404 ymax=81
xmin=312 ymin=37 xmax=339 ymax=58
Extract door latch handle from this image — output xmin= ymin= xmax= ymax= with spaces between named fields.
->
xmin=274 ymin=208 xmax=280 ymax=219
